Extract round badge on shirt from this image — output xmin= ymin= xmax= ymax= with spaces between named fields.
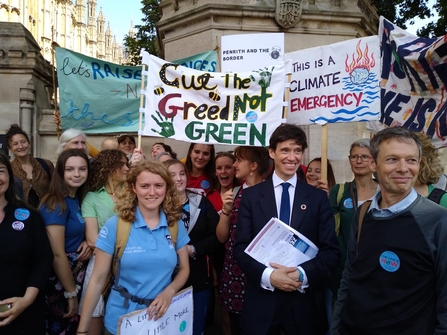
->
xmin=12 ymin=221 xmax=25 ymax=231
xmin=343 ymin=198 xmax=354 ymax=209
xmin=76 ymin=212 xmax=85 ymax=223
xmin=379 ymin=251 xmax=400 ymax=272
xmin=14 ymin=208 xmax=30 ymax=221
xmin=200 ymin=180 xmax=210 ymax=191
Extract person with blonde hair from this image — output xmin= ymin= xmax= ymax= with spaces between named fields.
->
xmin=413 ymin=132 xmax=447 ymax=206
xmin=78 ymin=161 xmax=190 ymax=335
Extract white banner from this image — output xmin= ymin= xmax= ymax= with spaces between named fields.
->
xmin=117 ymin=287 xmax=193 ymax=335
xmin=284 ymin=36 xmax=381 ymax=125
xmin=220 ymin=33 xmax=284 ymax=72
xmin=142 ymin=53 xmax=287 ymax=146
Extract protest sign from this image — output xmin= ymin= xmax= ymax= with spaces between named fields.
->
xmin=141 ymin=52 xmax=287 ymax=146
xmin=284 ymin=36 xmax=380 ymax=125
xmin=220 ymin=33 xmax=284 ymax=72
xmin=117 ymin=287 xmax=193 ymax=335
xmin=374 ymin=17 xmax=447 ymax=148
xmin=55 ymin=48 xmax=218 ymax=133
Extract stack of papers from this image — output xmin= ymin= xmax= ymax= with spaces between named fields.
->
xmin=244 ymin=217 xmax=318 ymax=268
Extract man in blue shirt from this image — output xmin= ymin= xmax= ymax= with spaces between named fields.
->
xmin=331 ymin=127 xmax=447 ymax=334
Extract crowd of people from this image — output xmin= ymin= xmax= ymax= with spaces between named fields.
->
xmin=0 ymin=123 xmax=446 ymax=335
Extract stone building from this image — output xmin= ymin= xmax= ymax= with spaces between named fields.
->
xmin=8 ymin=0 xmax=441 ymax=183
xmin=156 ymin=0 xmax=380 ymax=181
xmin=0 ymin=0 xmax=126 ymax=64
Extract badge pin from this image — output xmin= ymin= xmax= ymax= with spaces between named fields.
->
xmin=12 ymin=221 xmax=25 ymax=231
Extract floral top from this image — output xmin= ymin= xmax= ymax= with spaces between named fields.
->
xmin=218 ymin=186 xmax=246 ymax=313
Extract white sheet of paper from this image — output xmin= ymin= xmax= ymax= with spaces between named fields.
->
xmin=245 ymin=217 xmax=318 ymax=267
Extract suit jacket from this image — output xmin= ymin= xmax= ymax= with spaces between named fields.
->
xmin=234 ymin=178 xmax=340 ymax=335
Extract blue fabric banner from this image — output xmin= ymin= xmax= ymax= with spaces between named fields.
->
xmin=55 ymin=48 xmax=218 ymax=133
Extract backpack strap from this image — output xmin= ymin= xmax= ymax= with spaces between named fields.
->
xmin=102 ymin=217 xmax=132 ymax=298
xmin=427 ymin=187 xmax=447 ymax=204
xmin=36 ymin=158 xmax=52 ymax=181
xmin=334 ymin=183 xmax=345 ymax=235
xmin=355 ymin=200 xmax=371 ymax=257
xmin=105 ymin=217 xmax=179 ymax=307
xmin=167 ymin=221 xmax=178 ymax=249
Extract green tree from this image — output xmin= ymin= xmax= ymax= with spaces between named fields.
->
xmin=372 ymin=0 xmax=446 ymax=38
xmin=124 ymin=0 xmax=447 ymax=65
xmin=123 ymin=0 xmax=162 ymax=65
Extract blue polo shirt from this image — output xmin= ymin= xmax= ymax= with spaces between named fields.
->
xmin=40 ymin=196 xmax=85 ymax=253
xmin=96 ymin=207 xmax=189 ymax=334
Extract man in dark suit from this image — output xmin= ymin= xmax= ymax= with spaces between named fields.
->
xmin=234 ymin=124 xmax=340 ymax=335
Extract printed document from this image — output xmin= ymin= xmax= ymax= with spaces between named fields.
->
xmin=244 ymin=217 xmax=318 ymax=267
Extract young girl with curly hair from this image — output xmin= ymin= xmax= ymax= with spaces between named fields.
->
xmin=78 ymin=161 xmax=190 ymax=335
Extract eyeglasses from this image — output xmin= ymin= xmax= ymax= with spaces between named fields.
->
xmin=349 ymin=155 xmax=371 ymax=162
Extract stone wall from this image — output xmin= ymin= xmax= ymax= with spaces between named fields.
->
xmin=156 ymin=0 xmax=379 ymax=182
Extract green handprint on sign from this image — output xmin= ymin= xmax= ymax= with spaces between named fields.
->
xmin=249 ymin=66 xmax=275 ymax=88
xmin=151 ymin=110 xmax=175 ymax=138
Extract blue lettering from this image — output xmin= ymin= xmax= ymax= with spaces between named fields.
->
xmin=91 ymin=62 xmax=104 ymax=79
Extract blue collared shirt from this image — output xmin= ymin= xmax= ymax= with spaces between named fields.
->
xmin=369 ymin=188 xmax=418 ymax=218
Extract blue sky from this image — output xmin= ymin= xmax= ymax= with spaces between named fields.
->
xmin=98 ymin=1 xmax=144 ymax=44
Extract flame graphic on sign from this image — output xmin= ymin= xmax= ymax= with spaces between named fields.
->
xmin=345 ymin=40 xmax=376 ymax=74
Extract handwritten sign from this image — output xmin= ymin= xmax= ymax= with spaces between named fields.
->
xmin=142 ymin=52 xmax=287 ymax=146
xmin=372 ymin=17 xmax=447 ymax=148
xmin=117 ymin=287 xmax=193 ymax=335
xmin=284 ymin=36 xmax=380 ymax=125
xmin=221 ymin=33 xmax=284 ymax=72
xmin=55 ymin=48 xmax=218 ymax=133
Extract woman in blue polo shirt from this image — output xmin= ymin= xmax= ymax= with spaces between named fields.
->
xmin=77 ymin=161 xmax=190 ymax=335
xmin=39 ymin=149 xmax=92 ymax=335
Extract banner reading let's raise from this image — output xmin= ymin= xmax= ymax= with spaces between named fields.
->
xmin=55 ymin=48 xmax=218 ymax=133
xmin=142 ymin=53 xmax=287 ymax=146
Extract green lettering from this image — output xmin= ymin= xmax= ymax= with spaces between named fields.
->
xmin=185 ymin=121 xmax=204 ymax=140
xmin=249 ymin=123 xmax=266 ymax=146
xmin=233 ymin=123 xmax=247 ymax=144
xmin=219 ymin=123 xmax=232 ymax=144
xmin=206 ymin=123 xmax=219 ymax=142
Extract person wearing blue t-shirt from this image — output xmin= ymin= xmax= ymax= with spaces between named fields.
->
xmin=77 ymin=161 xmax=190 ymax=335
xmin=39 ymin=149 xmax=92 ymax=335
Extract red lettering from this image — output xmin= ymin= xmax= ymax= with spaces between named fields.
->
xmin=158 ymin=93 xmax=183 ymax=118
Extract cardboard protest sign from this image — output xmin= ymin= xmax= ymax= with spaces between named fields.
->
xmin=117 ymin=287 xmax=193 ymax=335
xmin=374 ymin=17 xmax=447 ymax=148
xmin=284 ymin=36 xmax=380 ymax=125
xmin=142 ymin=52 xmax=287 ymax=146
xmin=55 ymin=48 xmax=218 ymax=133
